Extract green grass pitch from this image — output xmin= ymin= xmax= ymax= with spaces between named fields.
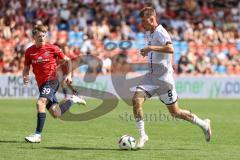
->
xmin=0 ymin=99 xmax=240 ymax=160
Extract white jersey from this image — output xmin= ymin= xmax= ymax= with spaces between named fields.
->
xmin=145 ymin=24 xmax=174 ymax=78
xmin=136 ymin=24 xmax=177 ymax=105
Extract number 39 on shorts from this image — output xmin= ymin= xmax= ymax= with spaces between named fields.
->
xmin=41 ymin=87 xmax=51 ymax=95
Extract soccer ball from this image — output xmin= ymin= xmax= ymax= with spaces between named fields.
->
xmin=118 ymin=135 xmax=136 ymax=150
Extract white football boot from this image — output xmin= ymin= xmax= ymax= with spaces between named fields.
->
xmin=70 ymin=95 xmax=86 ymax=105
xmin=136 ymin=134 xmax=149 ymax=149
xmin=25 ymin=134 xmax=41 ymax=143
xmin=202 ymin=119 xmax=212 ymax=142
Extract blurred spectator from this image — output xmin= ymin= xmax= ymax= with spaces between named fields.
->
xmin=177 ymin=55 xmax=194 ymax=75
xmin=0 ymin=0 xmax=239 ymax=76
xmin=101 ymin=54 xmax=112 ymax=74
xmin=0 ymin=50 xmax=3 ymax=73
xmin=80 ymin=34 xmax=95 ymax=54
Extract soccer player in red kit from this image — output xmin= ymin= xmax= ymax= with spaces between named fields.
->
xmin=22 ymin=24 xmax=86 ymax=143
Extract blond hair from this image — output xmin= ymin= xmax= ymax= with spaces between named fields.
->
xmin=139 ymin=7 xmax=156 ymax=18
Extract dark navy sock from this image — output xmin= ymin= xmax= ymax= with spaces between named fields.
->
xmin=35 ymin=113 xmax=46 ymax=134
xmin=60 ymin=100 xmax=73 ymax=114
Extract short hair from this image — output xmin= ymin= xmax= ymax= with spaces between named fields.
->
xmin=32 ymin=24 xmax=48 ymax=35
xmin=139 ymin=7 xmax=156 ymax=18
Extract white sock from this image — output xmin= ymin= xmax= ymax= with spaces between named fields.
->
xmin=181 ymin=109 xmax=208 ymax=130
xmin=35 ymin=133 xmax=41 ymax=137
xmin=136 ymin=120 xmax=147 ymax=137
xmin=192 ymin=114 xmax=208 ymax=130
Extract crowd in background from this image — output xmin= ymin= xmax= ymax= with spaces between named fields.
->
xmin=0 ymin=0 xmax=239 ymax=76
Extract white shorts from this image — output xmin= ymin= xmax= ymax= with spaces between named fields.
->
xmin=136 ymin=73 xmax=178 ymax=105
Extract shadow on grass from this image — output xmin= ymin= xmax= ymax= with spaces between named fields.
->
xmin=0 ymin=140 xmax=24 ymax=144
xmin=44 ymin=146 xmax=199 ymax=151
xmin=44 ymin=146 xmax=119 ymax=151
xmin=144 ymin=148 xmax=200 ymax=151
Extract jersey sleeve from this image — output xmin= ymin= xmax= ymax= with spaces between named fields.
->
xmin=53 ymin=45 xmax=65 ymax=59
xmin=24 ymin=49 xmax=31 ymax=66
xmin=156 ymin=27 xmax=172 ymax=45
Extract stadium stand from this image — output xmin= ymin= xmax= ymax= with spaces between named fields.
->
xmin=0 ymin=0 xmax=239 ymax=75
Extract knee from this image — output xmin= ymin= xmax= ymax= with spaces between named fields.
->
xmin=50 ymin=105 xmax=61 ymax=118
xmin=37 ymin=98 xmax=48 ymax=107
xmin=36 ymin=98 xmax=48 ymax=112
xmin=52 ymin=111 xmax=61 ymax=118
xmin=132 ymin=97 xmax=142 ymax=108
xmin=132 ymin=93 xmax=144 ymax=107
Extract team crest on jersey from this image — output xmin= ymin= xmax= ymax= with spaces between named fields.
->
xmin=45 ymin=51 xmax=49 ymax=56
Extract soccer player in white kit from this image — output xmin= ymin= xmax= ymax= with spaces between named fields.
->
xmin=132 ymin=7 xmax=212 ymax=149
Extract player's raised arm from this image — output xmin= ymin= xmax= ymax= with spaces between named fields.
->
xmin=53 ymin=45 xmax=73 ymax=85
xmin=140 ymin=43 xmax=174 ymax=56
xmin=146 ymin=27 xmax=174 ymax=54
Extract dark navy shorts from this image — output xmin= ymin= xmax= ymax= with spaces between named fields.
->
xmin=39 ymin=80 xmax=60 ymax=110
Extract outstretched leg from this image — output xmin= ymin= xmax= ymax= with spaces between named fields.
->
xmin=167 ymin=101 xmax=212 ymax=142
xmin=48 ymin=95 xmax=86 ymax=118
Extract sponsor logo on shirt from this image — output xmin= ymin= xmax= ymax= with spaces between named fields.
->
xmin=32 ymin=56 xmax=50 ymax=64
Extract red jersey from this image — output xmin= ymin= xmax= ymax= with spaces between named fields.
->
xmin=24 ymin=44 xmax=65 ymax=87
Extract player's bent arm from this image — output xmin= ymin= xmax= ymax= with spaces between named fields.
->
xmin=22 ymin=65 xmax=30 ymax=85
xmin=149 ymin=43 xmax=174 ymax=54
